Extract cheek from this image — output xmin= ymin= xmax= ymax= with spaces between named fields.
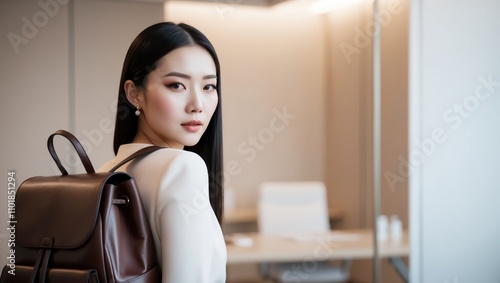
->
xmin=150 ymin=94 xmax=177 ymax=118
xmin=207 ymin=95 xmax=219 ymax=115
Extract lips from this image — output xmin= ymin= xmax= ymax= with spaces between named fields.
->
xmin=181 ymin=120 xmax=202 ymax=132
xmin=181 ymin=120 xmax=202 ymax=126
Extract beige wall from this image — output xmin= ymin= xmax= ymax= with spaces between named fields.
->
xmin=326 ymin=1 xmax=374 ymax=231
xmin=165 ymin=1 xmax=327 ymax=209
xmin=0 ymin=0 xmax=163 ymax=266
xmin=0 ymin=0 xmax=70 ymax=191
xmin=325 ymin=0 xmax=409 ymax=282
xmin=73 ymin=0 xmax=164 ymax=171
xmin=379 ymin=0 xmax=409 ymax=237
xmin=0 ymin=0 xmax=71 ymax=261
xmin=379 ymin=0 xmax=409 ymax=281
xmin=325 ymin=0 xmax=408 ymax=232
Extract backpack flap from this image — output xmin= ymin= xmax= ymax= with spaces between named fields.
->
xmin=15 ymin=172 xmax=128 ymax=249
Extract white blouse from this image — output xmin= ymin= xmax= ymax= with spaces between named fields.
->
xmin=98 ymin=144 xmax=227 ymax=283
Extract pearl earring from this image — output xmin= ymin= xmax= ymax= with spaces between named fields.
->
xmin=135 ymin=106 xmax=140 ymax=116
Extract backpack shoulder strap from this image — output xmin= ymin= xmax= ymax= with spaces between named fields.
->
xmin=109 ymin=146 xmax=163 ymax=172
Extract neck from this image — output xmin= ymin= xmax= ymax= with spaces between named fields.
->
xmin=133 ymin=128 xmax=184 ymax=149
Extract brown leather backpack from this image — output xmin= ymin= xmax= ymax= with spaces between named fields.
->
xmin=0 ymin=130 xmax=161 ymax=283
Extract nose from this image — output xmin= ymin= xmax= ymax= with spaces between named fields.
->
xmin=186 ymin=89 xmax=203 ymax=113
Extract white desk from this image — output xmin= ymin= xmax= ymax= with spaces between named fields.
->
xmin=226 ymin=229 xmax=409 ymax=282
xmin=227 ymin=229 xmax=409 ymax=264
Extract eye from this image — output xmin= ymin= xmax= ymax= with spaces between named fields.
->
xmin=166 ymin=82 xmax=185 ymax=90
xmin=203 ymin=84 xmax=217 ymax=91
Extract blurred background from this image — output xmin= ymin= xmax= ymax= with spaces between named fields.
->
xmin=1 ymin=0 xmax=499 ymax=282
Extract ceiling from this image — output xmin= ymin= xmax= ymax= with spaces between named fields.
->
xmin=119 ymin=0 xmax=293 ymax=6
xmin=170 ymin=0 xmax=291 ymax=6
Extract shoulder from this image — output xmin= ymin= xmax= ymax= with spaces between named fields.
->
xmin=152 ymin=149 xmax=209 ymax=195
xmin=155 ymin=150 xmax=210 ymax=214
xmin=155 ymin=149 xmax=207 ymax=177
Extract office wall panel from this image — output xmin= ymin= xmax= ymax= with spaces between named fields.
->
xmin=409 ymin=0 xmax=500 ymax=282
xmin=0 ymin=0 xmax=70 ymax=265
xmin=0 ymin=0 xmax=165 ymax=267
xmin=73 ymin=0 xmax=163 ymax=171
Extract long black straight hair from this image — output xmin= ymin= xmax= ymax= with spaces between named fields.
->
xmin=113 ymin=22 xmax=224 ymax=223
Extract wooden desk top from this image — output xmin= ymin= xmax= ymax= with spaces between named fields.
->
xmin=226 ymin=229 xmax=409 ymax=264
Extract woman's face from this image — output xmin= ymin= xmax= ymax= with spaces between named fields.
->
xmin=134 ymin=45 xmax=218 ymax=149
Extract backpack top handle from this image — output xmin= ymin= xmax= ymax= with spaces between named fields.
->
xmin=47 ymin=130 xmax=95 ymax=175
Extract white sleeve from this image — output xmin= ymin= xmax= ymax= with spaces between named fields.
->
xmin=155 ymin=152 xmax=216 ymax=283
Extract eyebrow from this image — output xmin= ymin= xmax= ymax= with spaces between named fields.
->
xmin=163 ymin=72 xmax=217 ymax=80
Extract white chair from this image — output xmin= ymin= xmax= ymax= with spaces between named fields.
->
xmin=257 ymin=182 xmax=351 ymax=283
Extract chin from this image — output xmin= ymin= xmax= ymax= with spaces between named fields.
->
xmin=182 ymin=138 xmax=202 ymax=147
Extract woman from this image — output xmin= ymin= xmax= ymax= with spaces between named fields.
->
xmin=98 ymin=22 xmax=226 ymax=283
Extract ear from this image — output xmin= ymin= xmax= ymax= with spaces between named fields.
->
xmin=124 ymin=80 xmax=143 ymax=108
